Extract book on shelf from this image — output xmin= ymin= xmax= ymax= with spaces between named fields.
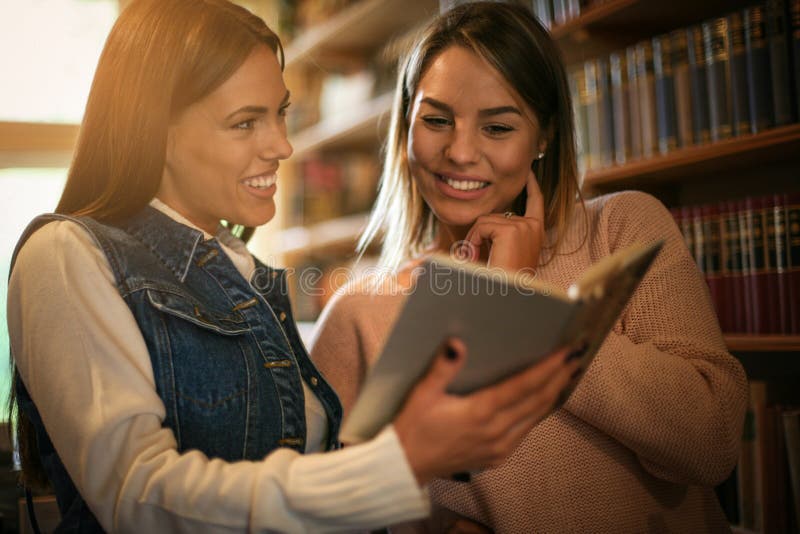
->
xmin=610 ymin=51 xmax=632 ymax=164
xmin=636 ymin=40 xmax=659 ymax=158
xmin=533 ymin=0 xmax=554 ymax=29
xmin=672 ymin=194 xmax=800 ymax=334
xmin=340 ymin=240 xmax=664 ymax=443
xmin=766 ymin=0 xmax=795 ymax=127
xmin=687 ymin=25 xmax=713 ymax=145
xmin=704 ymin=17 xmax=734 ymax=142
xmin=670 ymin=29 xmax=694 ymax=148
xmin=596 ymin=57 xmax=615 ymax=167
xmin=728 ymin=11 xmax=753 ymax=137
xmin=653 ymin=34 xmax=678 ymax=154
xmin=626 ymin=45 xmax=644 ymax=160
xmin=744 ymin=5 xmax=775 ymax=134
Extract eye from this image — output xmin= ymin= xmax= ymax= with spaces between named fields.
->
xmin=232 ymin=118 xmax=256 ymax=130
xmin=484 ymin=123 xmax=515 ymax=136
xmin=279 ymin=102 xmax=291 ymax=117
xmin=421 ymin=116 xmax=452 ymax=129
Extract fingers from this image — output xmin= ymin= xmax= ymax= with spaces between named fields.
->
xmin=415 ymin=338 xmax=468 ymax=394
xmin=524 ymin=168 xmax=545 ymax=222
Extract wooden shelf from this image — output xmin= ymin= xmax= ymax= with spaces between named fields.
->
xmin=582 ymin=124 xmax=800 ymax=190
xmin=284 ymin=0 xmax=438 ymax=68
xmin=552 ymin=0 xmax=759 ymax=64
xmin=276 ymin=212 xmax=369 ymax=258
xmin=724 ymin=335 xmax=800 ymax=353
xmin=0 ymin=121 xmax=79 ymax=168
xmin=290 ymin=92 xmax=394 ymax=157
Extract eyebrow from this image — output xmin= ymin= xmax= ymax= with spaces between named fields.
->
xmin=420 ymin=97 xmax=522 ymax=117
xmin=224 ymin=91 xmax=291 ymax=120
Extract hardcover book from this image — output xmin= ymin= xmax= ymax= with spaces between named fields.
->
xmin=340 ymin=241 xmax=664 ymax=443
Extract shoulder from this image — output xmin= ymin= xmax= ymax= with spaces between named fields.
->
xmin=584 ymin=190 xmax=680 ymax=252
xmin=16 ymin=218 xmax=108 ymax=269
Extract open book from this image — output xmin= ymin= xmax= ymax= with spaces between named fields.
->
xmin=339 ymin=239 xmax=664 ymax=444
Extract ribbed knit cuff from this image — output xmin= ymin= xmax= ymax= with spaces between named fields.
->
xmin=285 ymin=426 xmax=430 ymax=530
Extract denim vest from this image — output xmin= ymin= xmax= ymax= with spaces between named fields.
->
xmin=11 ymin=207 xmax=343 ymax=532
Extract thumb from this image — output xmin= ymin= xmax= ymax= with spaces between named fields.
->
xmin=417 ymin=337 xmax=468 ymax=394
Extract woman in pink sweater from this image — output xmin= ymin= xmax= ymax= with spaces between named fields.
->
xmin=311 ymin=2 xmax=748 ymax=532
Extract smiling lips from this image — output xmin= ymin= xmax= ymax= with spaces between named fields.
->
xmin=242 ymin=173 xmax=277 ymax=189
xmin=435 ymin=172 xmax=491 ymax=200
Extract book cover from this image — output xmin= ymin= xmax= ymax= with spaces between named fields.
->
xmin=687 ymin=26 xmax=712 ymax=144
xmin=340 ymin=241 xmax=664 ymax=443
xmin=610 ymin=52 xmax=632 ymax=165
xmin=653 ymin=34 xmax=678 ymax=154
xmin=671 ymin=29 xmax=694 ymax=148
xmin=626 ymin=46 xmax=644 ymax=159
xmin=636 ymin=41 xmax=659 ymax=157
xmin=766 ymin=0 xmax=795 ymax=126
xmin=728 ymin=11 xmax=753 ymax=137
xmin=745 ymin=5 xmax=775 ymax=133
xmin=704 ymin=17 xmax=734 ymax=142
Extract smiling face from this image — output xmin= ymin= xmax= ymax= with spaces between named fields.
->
xmin=407 ymin=45 xmax=546 ymax=234
xmin=157 ymin=45 xmax=292 ymax=234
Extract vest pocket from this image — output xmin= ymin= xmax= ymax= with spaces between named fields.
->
xmin=145 ymin=288 xmax=249 ymax=335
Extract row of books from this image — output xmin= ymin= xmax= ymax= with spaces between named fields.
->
xmin=531 ymin=0 xmax=593 ymax=29
xmin=571 ymin=0 xmax=800 ymax=172
xmin=288 ymin=152 xmax=379 ymax=227
xmin=716 ymin=381 xmax=800 ymax=533
xmin=669 ymin=193 xmax=800 ymax=335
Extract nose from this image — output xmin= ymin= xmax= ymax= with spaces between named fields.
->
xmin=445 ymin=124 xmax=480 ymax=166
xmin=258 ymin=122 xmax=293 ymax=161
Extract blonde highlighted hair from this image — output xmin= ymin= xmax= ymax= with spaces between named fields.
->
xmin=358 ymin=1 xmax=583 ymax=270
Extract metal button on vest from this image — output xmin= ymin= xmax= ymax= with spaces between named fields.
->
xmin=279 ymin=311 xmax=287 ymax=322
xmin=310 ymin=376 xmax=319 ymax=386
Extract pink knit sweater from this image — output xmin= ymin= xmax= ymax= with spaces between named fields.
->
xmin=310 ymin=190 xmax=747 ymax=533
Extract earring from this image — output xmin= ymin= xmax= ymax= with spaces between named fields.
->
xmin=537 ymin=151 xmax=545 ymax=160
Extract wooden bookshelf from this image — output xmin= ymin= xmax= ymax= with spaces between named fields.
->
xmin=553 ymin=0 xmax=761 ymax=64
xmin=290 ymin=92 xmax=393 ymax=157
xmin=582 ymin=124 xmax=800 ymax=191
xmin=725 ymin=335 xmax=800 ymax=353
xmin=0 ymin=121 xmax=78 ymax=168
xmin=275 ymin=212 xmax=369 ymax=258
xmin=284 ymin=0 xmax=438 ymax=67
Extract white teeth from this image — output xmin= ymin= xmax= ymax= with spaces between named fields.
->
xmin=441 ymin=175 xmax=489 ymax=191
xmin=243 ymin=174 xmax=277 ymax=189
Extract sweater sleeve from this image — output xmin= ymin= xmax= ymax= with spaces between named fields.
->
xmin=564 ymin=191 xmax=748 ymax=486
xmin=7 ymin=221 xmax=428 ymax=534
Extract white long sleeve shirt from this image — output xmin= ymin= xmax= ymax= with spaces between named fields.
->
xmin=7 ymin=201 xmax=429 ymax=533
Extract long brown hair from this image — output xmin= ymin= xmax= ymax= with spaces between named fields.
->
xmin=359 ymin=1 xmax=584 ymax=270
xmin=9 ymin=0 xmax=283 ymax=489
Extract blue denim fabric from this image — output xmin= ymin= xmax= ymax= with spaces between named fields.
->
xmin=11 ymin=207 xmax=343 ymax=532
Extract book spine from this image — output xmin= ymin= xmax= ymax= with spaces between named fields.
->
xmin=596 ymin=57 xmax=615 ymax=167
xmin=728 ymin=11 xmax=753 ymax=136
xmin=738 ymin=399 xmax=757 ymax=529
xmin=626 ymin=46 xmax=644 ymax=158
xmin=744 ymin=6 xmax=775 ymax=133
xmin=637 ymin=41 xmax=659 ymax=157
xmin=722 ymin=201 xmax=745 ymax=332
xmin=687 ymin=26 xmax=712 ymax=144
xmin=569 ymin=67 xmax=591 ymax=174
xmin=701 ymin=204 xmax=725 ymax=327
xmin=553 ymin=0 xmax=569 ymax=26
xmin=766 ymin=0 xmax=795 ymax=126
xmin=739 ymin=198 xmax=756 ymax=333
xmin=671 ymin=29 xmax=694 ymax=147
xmin=770 ymin=194 xmax=791 ymax=333
xmin=610 ymin=52 xmax=631 ymax=165
xmin=746 ymin=196 xmax=770 ymax=334
xmin=718 ymin=202 xmax=735 ymax=332
xmin=653 ymin=34 xmax=679 ymax=154
xmin=786 ymin=192 xmax=800 ymax=334
xmin=791 ymin=0 xmax=800 ymax=121
xmin=704 ymin=18 xmax=734 ymax=142
xmin=583 ymin=60 xmax=602 ymax=170
xmin=764 ymin=195 xmax=781 ymax=333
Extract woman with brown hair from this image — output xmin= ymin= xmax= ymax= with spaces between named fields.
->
xmin=311 ymin=2 xmax=748 ymax=532
xmin=6 ymin=1 xmax=579 ymax=532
